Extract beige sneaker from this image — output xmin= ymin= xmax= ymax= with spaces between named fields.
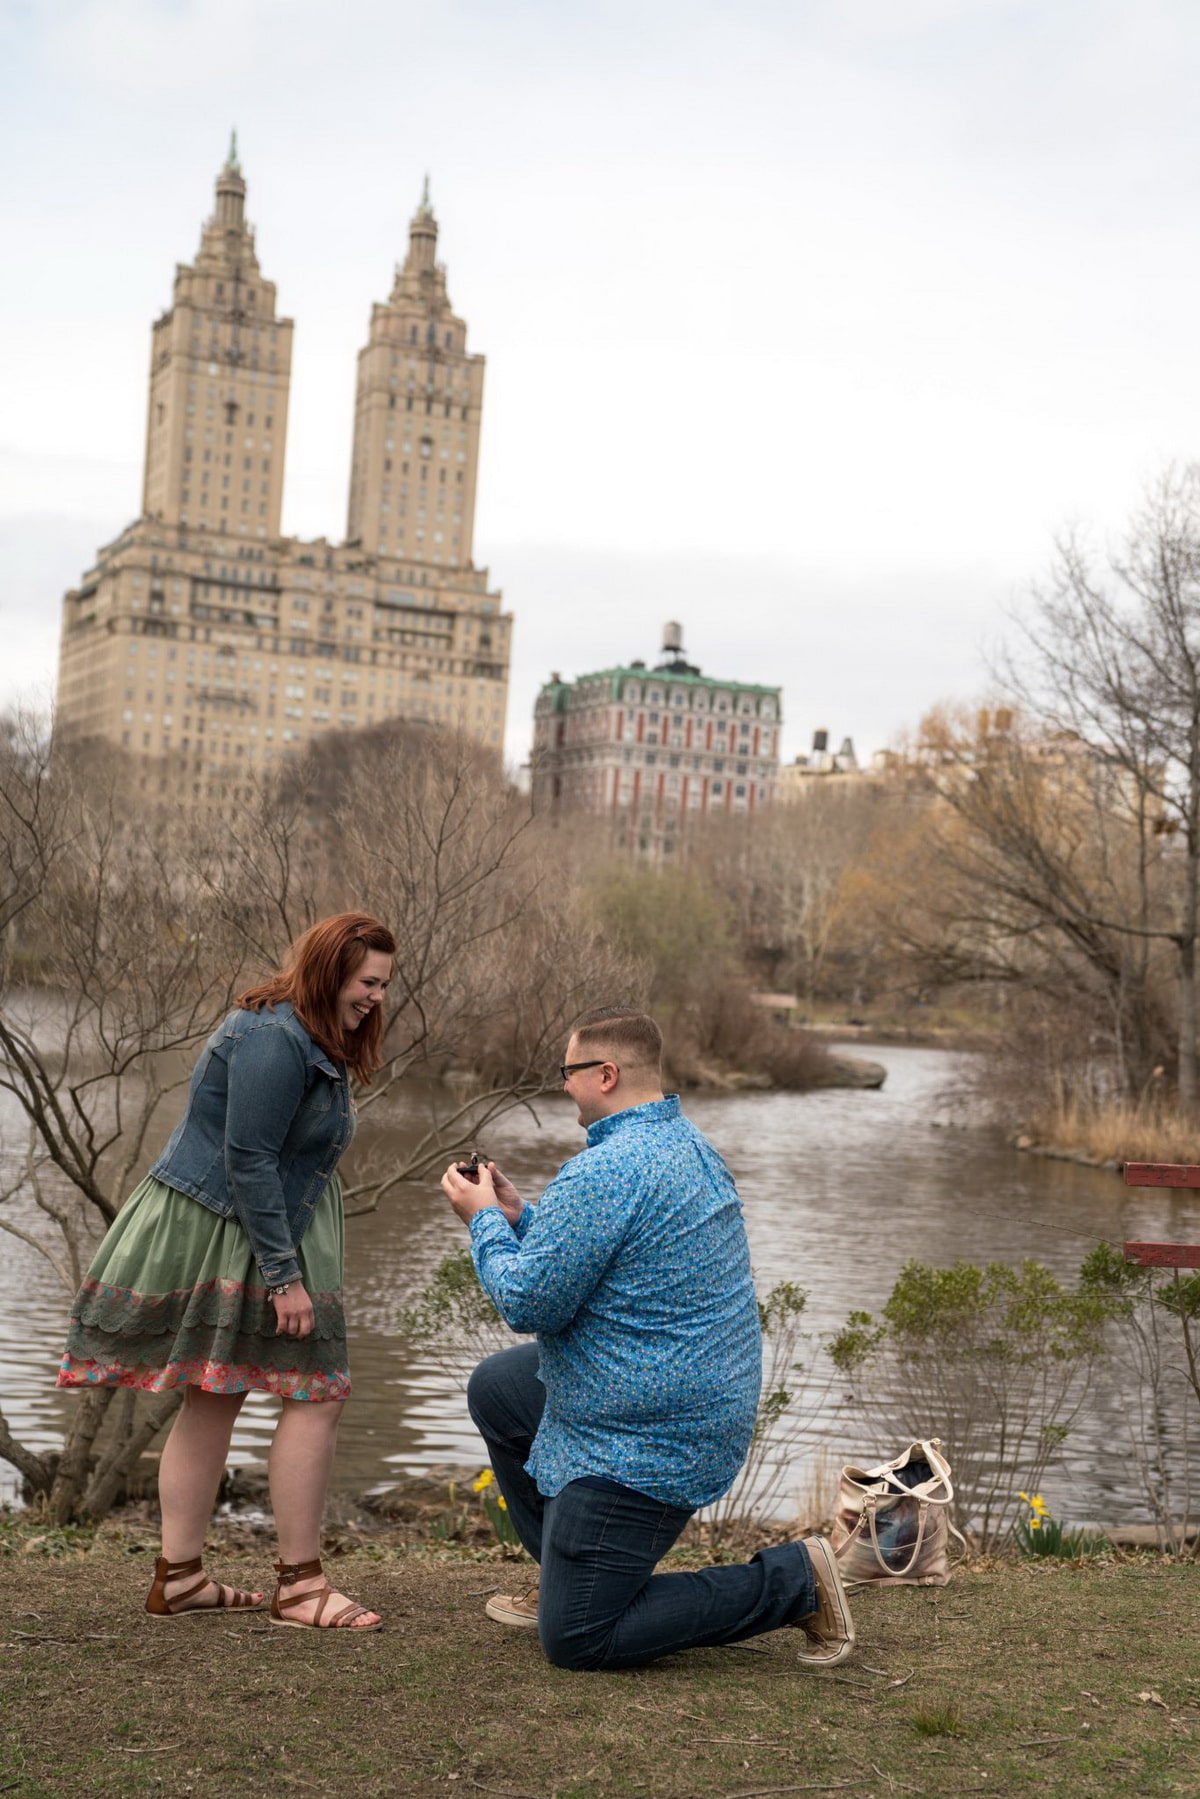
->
xmin=484 ymin=1582 xmax=540 ymax=1629
xmin=795 ymin=1537 xmax=855 ymax=1666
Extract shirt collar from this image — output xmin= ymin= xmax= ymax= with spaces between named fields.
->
xmin=586 ymin=1094 xmax=680 ymax=1147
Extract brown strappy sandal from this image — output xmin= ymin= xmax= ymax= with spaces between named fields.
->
xmin=269 ymin=1557 xmax=382 ymax=1631
xmin=145 ymin=1553 xmax=265 ymax=1617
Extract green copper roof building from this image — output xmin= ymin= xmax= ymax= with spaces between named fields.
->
xmin=532 ymin=624 xmax=782 ymax=856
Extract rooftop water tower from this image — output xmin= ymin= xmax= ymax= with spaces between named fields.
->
xmin=654 ymin=621 xmax=701 ymax=676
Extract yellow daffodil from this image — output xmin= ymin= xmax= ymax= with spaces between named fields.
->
xmin=1029 ymin=1517 xmax=1041 ymax=1530
xmin=497 ymin=1496 xmax=508 ymax=1511
xmin=472 ymin=1468 xmax=494 ymax=1493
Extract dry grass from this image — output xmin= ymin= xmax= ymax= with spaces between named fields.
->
xmin=790 ymin=1446 xmax=842 ymax=1537
xmin=1026 ymin=1096 xmax=1200 ymax=1166
xmin=4 ymin=1518 xmax=1200 ymax=1798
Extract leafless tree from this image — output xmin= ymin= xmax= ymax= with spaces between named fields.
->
xmin=878 ymin=703 xmax=1177 ymax=1106
xmin=694 ymin=786 xmax=889 ymax=1013
xmin=999 ymin=466 xmax=1200 ymax=1114
xmin=0 ymin=715 xmax=640 ymax=1520
xmin=0 ymin=720 xmax=258 ymax=1517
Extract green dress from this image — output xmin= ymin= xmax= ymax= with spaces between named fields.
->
xmin=58 ymin=1175 xmax=349 ymax=1401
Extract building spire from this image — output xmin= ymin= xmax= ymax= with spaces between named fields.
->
xmin=212 ymin=132 xmax=247 ymax=232
xmin=405 ymin=177 xmax=438 ymax=274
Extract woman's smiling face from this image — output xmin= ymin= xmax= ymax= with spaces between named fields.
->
xmin=337 ymin=949 xmax=392 ymax=1033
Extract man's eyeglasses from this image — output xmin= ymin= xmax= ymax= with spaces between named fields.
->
xmin=559 ymin=1060 xmax=612 ymax=1084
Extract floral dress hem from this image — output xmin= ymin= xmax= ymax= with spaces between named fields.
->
xmin=57 ymin=1175 xmax=350 ymax=1403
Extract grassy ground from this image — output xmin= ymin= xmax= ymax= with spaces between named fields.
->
xmin=3 ymin=1523 xmax=1199 ymax=1799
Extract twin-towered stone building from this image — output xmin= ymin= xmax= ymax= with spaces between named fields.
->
xmin=55 ymin=145 xmax=510 ymax=791
xmin=54 ymin=146 xmax=785 ymax=834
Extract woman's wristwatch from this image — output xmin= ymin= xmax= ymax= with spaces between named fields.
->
xmin=267 ymin=1282 xmax=292 ymax=1298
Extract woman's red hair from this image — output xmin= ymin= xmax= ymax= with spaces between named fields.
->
xmin=237 ymin=912 xmax=397 ymax=1085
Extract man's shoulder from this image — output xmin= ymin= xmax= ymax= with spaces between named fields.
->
xmin=582 ymin=1111 xmax=700 ymax=1183
xmin=662 ymin=1115 xmax=738 ymax=1194
xmin=549 ymin=1141 xmax=609 ymax=1186
xmin=544 ymin=1136 xmax=642 ymax=1199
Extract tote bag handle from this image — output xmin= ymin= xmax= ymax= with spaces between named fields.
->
xmin=863 ymin=1492 xmax=931 ymax=1579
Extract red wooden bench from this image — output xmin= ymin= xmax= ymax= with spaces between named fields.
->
xmin=1122 ymin=1163 xmax=1200 ymax=1268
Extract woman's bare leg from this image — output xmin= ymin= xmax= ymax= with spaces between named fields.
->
xmin=269 ymin=1398 xmax=380 ymax=1627
xmin=155 ymin=1386 xmax=262 ymax=1606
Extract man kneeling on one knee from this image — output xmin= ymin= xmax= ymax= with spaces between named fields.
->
xmin=439 ymin=1005 xmax=854 ymax=1674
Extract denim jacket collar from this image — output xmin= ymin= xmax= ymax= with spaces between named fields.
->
xmin=586 ymin=1094 xmax=680 ymax=1148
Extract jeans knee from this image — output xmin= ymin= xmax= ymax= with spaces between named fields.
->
xmin=466 ymin=1356 xmax=500 ymax=1431
xmin=467 ymin=1344 xmax=540 ymax=1437
xmin=539 ymin=1620 xmax=610 ymax=1672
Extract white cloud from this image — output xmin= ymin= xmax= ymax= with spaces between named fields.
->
xmin=0 ymin=512 xmax=114 ymax=712
xmin=3 ymin=0 xmax=1198 ymax=765
xmin=492 ymin=541 xmax=1015 ymax=770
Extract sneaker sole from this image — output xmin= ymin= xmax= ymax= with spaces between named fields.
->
xmin=484 ymin=1596 xmax=540 ymax=1629
xmin=802 ymin=1537 xmax=856 ymax=1655
xmin=796 ymin=1634 xmax=857 ymax=1667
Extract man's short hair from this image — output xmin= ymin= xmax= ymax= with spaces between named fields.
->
xmin=571 ymin=1006 xmax=663 ymax=1071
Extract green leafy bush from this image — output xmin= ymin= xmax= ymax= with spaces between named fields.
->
xmin=1078 ymin=1242 xmax=1200 ymax=1557
xmin=400 ymin=1247 xmax=513 ymax=1389
xmin=829 ymin=1258 xmax=1108 ymax=1551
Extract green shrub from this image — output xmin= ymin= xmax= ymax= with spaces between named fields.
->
xmin=829 ymin=1258 xmax=1108 ymax=1552
xmin=1077 ymin=1242 xmax=1200 ymax=1557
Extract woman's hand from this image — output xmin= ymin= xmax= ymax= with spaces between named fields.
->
xmin=272 ymin=1281 xmax=316 ymax=1340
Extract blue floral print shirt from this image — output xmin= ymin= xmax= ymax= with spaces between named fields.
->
xmin=468 ymin=1096 xmax=762 ymax=1510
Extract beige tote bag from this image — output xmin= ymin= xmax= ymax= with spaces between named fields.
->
xmin=830 ymin=1438 xmax=965 ymax=1586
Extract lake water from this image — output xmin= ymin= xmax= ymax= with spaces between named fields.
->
xmin=4 ymin=1045 xmax=1199 ymax=1522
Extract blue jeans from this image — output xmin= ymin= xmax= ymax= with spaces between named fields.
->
xmin=466 ymin=1344 xmax=817 ymax=1671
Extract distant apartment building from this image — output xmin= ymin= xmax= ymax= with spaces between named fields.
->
xmin=776 ymin=729 xmax=913 ymax=801
xmin=775 ymin=711 xmax=1158 ymax=831
xmin=54 ymin=145 xmax=511 ymax=798
xmin=777 ymin=728 xmax=862 ymax=800
xmin=532 ymin=625 xmax=782 ymax=854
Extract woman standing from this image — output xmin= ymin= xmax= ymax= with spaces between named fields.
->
xmin=59 ymin=911 xmax=396 ymax=1631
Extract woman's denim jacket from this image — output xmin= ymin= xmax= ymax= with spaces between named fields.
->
xmin=150 ymin=1002 xmax=355 ymax=1287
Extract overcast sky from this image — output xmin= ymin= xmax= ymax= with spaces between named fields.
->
xmin=4 ymin=0 xmax=1200 ymax=769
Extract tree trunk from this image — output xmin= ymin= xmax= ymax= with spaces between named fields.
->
xmin=1180 ymin=829 xmax=1199 ymax=1119
xmin=0 ymin=1400 xmax=53 ymax=1496
xmin=1180 ymin=939 xmax=1197 ymax=1119
xmin=48 ymin=1387 xmax=115 ymax=1523
xmin=81 ymin=1388 xmax=183 ymax=1520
